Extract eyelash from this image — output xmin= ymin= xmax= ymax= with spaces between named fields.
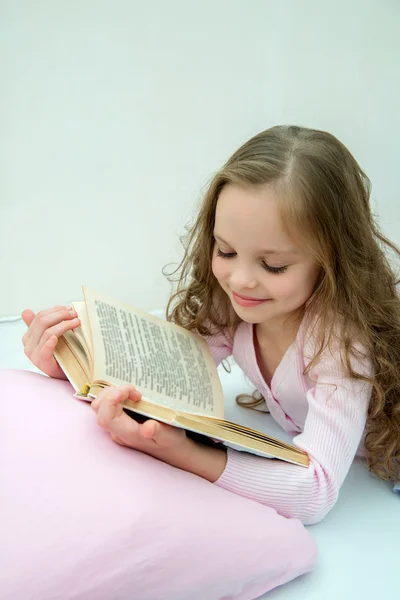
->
xmin=216 ymin=248 xmax=288 ymax=274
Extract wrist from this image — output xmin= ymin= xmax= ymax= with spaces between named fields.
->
xmin=163 ymin=437 xmax=227 ymax=482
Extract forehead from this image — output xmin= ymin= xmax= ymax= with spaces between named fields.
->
xmin=214 ymin=184 xmax=298 ymax=253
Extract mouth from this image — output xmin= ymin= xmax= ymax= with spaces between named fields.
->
xmin=231 ymin=291 xmax=270 ymax=307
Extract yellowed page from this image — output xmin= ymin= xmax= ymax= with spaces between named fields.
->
xmin=119 ymin=400 xmax=309 ymax=466
xmin=72 ymin=301 xmax=93 ymax=371
xmin=82 ymin=286 xmax=224 ymax=418
xmin=53 ymin=336 xmax=89 ymax=395
xmin=61 ymin=330 xmax=91 ymax=376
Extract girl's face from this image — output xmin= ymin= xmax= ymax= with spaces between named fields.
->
xmin=211 ymin=184 xmax=321 ymax=331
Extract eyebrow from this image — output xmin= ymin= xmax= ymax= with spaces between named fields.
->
xmin=213 ymin=233 xmax=298 ymax=255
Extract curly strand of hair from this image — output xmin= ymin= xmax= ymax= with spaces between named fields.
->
xmin=236 ymin=390 xmax=267 ymax=411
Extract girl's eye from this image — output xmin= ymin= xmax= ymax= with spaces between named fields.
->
xmin=217 ymin=248 xmax=288 ymax=274
xmin=262 ymin=263 xmax=288 ymax=274
xmin=216 ymin=248 xmax=236 ymax=259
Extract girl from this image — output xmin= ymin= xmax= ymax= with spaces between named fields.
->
xmin=22 ymin=125 xmax=400 ymax=524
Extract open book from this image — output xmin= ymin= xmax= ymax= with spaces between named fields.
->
xmin=54 ymin=286 xmax=309 ymax=468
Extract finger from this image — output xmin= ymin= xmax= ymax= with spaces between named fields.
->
xmin=40 ymin=334 xmax=60 ymax=364
xmin=96 ymin=384 xmax=142 ymax=408
xmin=21 ymin=311 xmax=36 ymax=346
xmin=22 ymin=306 xmax=67 ymax=344
xmin=25 ymin=317 xmax=80 ymax=365
xmin=23 ymin=306 xmax=71 ymax=346
xmin=25 ymin=320 xmax=81 ymax=373
xmin=96 ymin=388 xmax=124 ymax=428
xmin=96 ymin=401 xmax=117 ymax=429
xmin=21 ymin=309 xmax=35 ymax=327
xmin=108 ymin=413 xmax=140 ymax=443
xmin=91 ymin=387 xmax=121 ymax=413
xmin=117 ymin=384 xmax=143 ymax=402
xmin=35 ymin=317 xmax=81 ymax=354
xmin=24 ymin=307 xmax=78 ymax=349
xmin=91 ymin=386 xmax=122 ymax=412
xmin=140 ymin=420 xmax=186 ymax=448
xmin=91 ymin=397 xmax=100 ymax=412
xmin=91 ymin=384 xmax=142 ymax=426
xmin=34 ymin=335 xmax=67 ymax=379
xmin=97 ymin=401 xmax=140 ymax=443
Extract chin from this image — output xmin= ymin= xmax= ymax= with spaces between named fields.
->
xmin=239 ymin=315 xmax=265 ymax=324
xmin=231 ymin=304 xmax=272 ymax=324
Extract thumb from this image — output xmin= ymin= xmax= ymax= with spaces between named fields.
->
xmin=21 ymin=309 xmax=35 ymax=327
xmin=141 ymin=420 xmax=159 ymax=440
xmin=140 ymin=420 xmax=184 ymax=448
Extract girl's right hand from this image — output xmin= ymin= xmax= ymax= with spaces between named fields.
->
xmin=21 ymin=306 xmax=81 ymax=379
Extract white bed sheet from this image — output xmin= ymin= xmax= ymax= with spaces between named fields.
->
xmin=1 ymin=318 xmax=398 ymax=600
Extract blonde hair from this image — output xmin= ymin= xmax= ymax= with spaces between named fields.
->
xmin=166 ymin=125 xmax=400 ymax=482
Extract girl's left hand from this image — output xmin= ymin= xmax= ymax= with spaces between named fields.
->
xmin=91 ymin=384 xmax=187 ymax=457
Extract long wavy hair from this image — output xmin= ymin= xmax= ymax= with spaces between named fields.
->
xmin=165 ymin=125 xmax=400 ymax=482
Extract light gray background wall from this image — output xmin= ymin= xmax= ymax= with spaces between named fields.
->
xmin=1 ymin=0 xmax=399 ymax=316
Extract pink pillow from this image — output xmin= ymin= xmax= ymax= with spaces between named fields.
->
xmin=0 ymin=370 xmax=316 ymax=600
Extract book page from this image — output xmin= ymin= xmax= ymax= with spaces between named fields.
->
xmin=54 ymin=336 xmax=90 ymax=396
xmin=83 ymin=286 xmax=224 ymax=418
xmin=62 ymin=330 xmax=91 ymax=375
xmin=72 ymin=301 xmax=94 ymax=366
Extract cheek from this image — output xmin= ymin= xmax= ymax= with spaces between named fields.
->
xmin=276 ymin=266 xmax=320 ymax=302
xmin=273 ymin=270 xmax=310 ymax=301
xmin=212 ymin=257 xmax=228 ymax=283
xmin=271 ymin=277 xmax=296 ymax=299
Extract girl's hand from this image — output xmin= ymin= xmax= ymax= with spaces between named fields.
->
xmin=92 ymin=384 xmax=227 ymax=481
xmin=21 ymin=306 xmax=81 ymax=379
xmin=91 ymin=384 xmax=187 ymax=456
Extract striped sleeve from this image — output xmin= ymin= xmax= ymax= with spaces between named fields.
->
xmin=214 ymin=346 xmax=372 ymax=524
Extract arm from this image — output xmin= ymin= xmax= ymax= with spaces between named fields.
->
xmin=213 ymin=348 xmax=372 ymax=524
xmin=92 ymin=368 xmax=369 ymax=524
xmin=148 ymin=327 xmax=370 ymax=522
xmin=93 ymin=328 xmax=371 ymax=524
xmin=157 ymin=344 xmax=371 ymax=523
xmin=156 ymin=437 xmax=227 ymax=482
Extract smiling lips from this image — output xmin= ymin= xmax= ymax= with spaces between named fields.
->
xmin=232 ymin=291 xmax=270 ymax=307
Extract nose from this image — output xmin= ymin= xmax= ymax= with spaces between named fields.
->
xmin=229 ymin=261 xmax=258 ymax=290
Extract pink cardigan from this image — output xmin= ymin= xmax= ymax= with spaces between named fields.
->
xmin=206 ymin=318 xmax=372 ymax=524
